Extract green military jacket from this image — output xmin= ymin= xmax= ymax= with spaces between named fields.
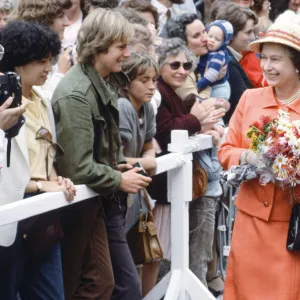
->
xmin=52 ymin=63 xmax=127 ymax=196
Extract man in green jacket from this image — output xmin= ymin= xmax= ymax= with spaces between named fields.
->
xmin=52 ymin=9 xmax=151 ymax=300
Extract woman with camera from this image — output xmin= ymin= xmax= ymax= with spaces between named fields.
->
xmin=0 ymin=21 xmax=76 ymax=300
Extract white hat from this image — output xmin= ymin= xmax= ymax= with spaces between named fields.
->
xmin=249 ymin=21 xmax=300 ymax=53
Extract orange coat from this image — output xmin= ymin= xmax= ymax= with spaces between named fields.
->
xmin=219 ymin=87 xmax=300 ymax=300
xmin=218 ymin=86 xmax=300 ymax=222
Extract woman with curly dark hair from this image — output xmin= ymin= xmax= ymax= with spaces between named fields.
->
xmin=0 ymin=21 xmax=76 ymax=299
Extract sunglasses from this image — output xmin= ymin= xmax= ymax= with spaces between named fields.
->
xmin=166 ymin=61 xmax=193 ymax=71
xmin=36 ymin=126 xmax=64 ymax=179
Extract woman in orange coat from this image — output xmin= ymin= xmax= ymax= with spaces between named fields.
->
xmin=219 ymin=21 xmax=300 ymax=300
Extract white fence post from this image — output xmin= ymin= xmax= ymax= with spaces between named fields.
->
xmin=164 ymin=130 xmax=216 ymax=300
xmin=0 ymin=130 xmax=218 ymax=300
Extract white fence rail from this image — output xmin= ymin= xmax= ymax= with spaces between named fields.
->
xmin=0 ymin=130 xmax=217 ymax=300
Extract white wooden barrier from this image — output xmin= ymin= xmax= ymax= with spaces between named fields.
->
xmin=0 ymin=130 xmax=216 ymax=300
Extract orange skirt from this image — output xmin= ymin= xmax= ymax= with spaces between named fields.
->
xmin=224 ymin=210 xmax=300 ymax=300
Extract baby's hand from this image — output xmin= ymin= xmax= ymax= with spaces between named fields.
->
xmin=202 ymin=97 xmax=230 ymax=112
xmin=217 ymin=65 xmax=228 ymax=80
xmin=215 ymin=98 xmax=230 ymax=112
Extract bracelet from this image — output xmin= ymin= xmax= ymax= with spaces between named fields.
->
xmin=36 ymin=181 xmax=43 ymax=193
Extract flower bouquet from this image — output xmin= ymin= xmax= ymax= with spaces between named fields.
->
xmin=221 ymin=109 xmax=300 ymax=201
xmin=221 ymin=109 xmax=300 ymax=252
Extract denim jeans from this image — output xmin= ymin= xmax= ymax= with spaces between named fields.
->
xmin=0 ymin=229 xmax=64 ymax=300
xmin=103 ymin=194 xmax=142 ymax=300
xmin=189 ymin=196 xmax=217 ymax=287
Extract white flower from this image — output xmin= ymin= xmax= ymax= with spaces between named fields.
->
xmin=279 ymin=136 xmax=287 ymax=146
xmin=277 ymin=109 xmax=292 ymax=132
xmin=261 ymin=137 xmax=273 ymax=153
xmin=285 ymin=130 xmax=297 ymax=146
xmin=273 ymin=153 xmax=288 ymax=168
xmin=292 ymin=140 xmax=300 ymax=157
xmin=296 ymin=162 xmax=300 ymax=175
xmin=293 ymin=120 xmax=300 ymax=135
xmin=274 ymin=167 xmax=289 ymax=179
xmin=278 ymin=109 xmax=290 ymax=121
xmin=277 ymin=119 xmax=292 ymax=132
xmin=290 ymin=176 xmax=297 ymax=187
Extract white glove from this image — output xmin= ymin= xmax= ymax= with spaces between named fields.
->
xmin=240 ymin=149 xmax=258 ymax=167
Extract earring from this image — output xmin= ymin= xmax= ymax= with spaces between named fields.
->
xmin=296 ymin=69 xmax=299 ymax=74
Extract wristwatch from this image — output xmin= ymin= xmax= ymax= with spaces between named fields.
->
xmin=36 ymin=181 xmax=43 ymax=193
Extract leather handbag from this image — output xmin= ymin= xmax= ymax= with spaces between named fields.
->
xmin=20 ymin=212 xmax=63 ymax=257
xmin=20 ymin=192 xmax=63 ymax=257
xmin=192 ymin=159 xmax=208 ymax=201
xmin=286 ymin=187 xmax=300 ymax=252
xmin=287 ymin=204 xmax=300 ymax=251
xmin=127 ymin=189 xmax=163 ymax=265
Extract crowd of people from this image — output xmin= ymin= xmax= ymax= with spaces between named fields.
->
xmin=1 ymin=0 xmax=300 ymax=299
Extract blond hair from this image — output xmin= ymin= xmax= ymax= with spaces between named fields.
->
xmin=11 ymin=0 xmax=71 ymax=25
xmin=77 ymin=8 xmax=133 ymax=64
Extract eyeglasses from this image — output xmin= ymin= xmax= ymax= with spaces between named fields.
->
xmin=36 ymin=126 xmax=64 ymax=179
xmin=166 ymin=61 xmax=193 ymax=71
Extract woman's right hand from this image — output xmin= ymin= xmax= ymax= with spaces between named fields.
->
xmin=39 ymin=179 xmax=76 ymax=202
xmin=190 ymin=100 xmax=215 ymax=122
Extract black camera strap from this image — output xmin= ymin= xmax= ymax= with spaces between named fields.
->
xmin=6 ymin=137 xmax=11 ymax=167
xmin=0 ymin=72 xmax=24 ymax=167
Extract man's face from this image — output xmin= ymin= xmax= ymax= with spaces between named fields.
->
xmin=0 ymin=12 xmax=8 ymax=29
xmin=94 ymin=41 xmax=130 ymax=77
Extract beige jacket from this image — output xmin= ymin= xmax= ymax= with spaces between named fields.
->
xmin=176 ymin=72 xmax=211 ymax=99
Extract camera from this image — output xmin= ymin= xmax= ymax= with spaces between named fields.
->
xmin=0 ymin=72 xmax=25 ymax=167
xmin=132 ymin=162 xmax=149 ymax=177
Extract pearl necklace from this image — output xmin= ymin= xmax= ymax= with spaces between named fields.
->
xmin=274 ymin=88 xmax=300 ymax=105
